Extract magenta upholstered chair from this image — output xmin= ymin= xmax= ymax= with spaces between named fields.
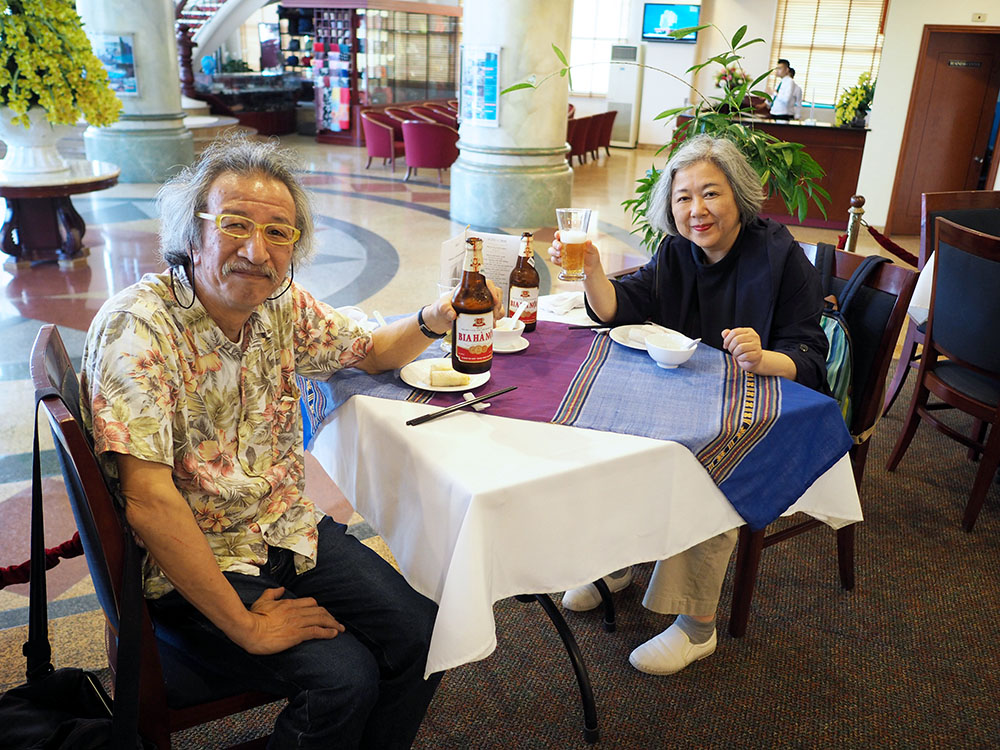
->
xmin=360 ymin=110 xmax=406 ymax=172
xmin=568 ymin=114 xmax=592 ymax=166
xmin=415 ymin=106 xmax=458 ymax=128
xmin=401 ymin=120 xmax=459 ymax=184
xmin=597 ymin=110 xmax=617 ymax=158
xmin=565 ymin=117 xmax=578 ymax=164
xmin=585 ymin=112 xmax=603 ymax=162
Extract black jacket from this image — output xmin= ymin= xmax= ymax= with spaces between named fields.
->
xmin=588 ymin=217 xmax=829 ymax=392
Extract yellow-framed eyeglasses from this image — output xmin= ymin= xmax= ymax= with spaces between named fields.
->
xmin=197 ymin=212 xmax=301 ymax=246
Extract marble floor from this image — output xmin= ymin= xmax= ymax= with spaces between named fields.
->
xmin=0 ymin=133 xmax=918 ymax=686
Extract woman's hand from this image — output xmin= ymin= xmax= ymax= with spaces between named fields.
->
xmin=722 ymin=327 xmax=763 ymax=372
xmin=722 ymin=327 xmax=798 ymax=380
xmin=548 ymin=230 xmax=605 ymax=278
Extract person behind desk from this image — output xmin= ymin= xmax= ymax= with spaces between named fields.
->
xmin=769 ymin=59 xmax=802 ymax=120
xmin=548 ymin=134 xmax=828 ymax=676
xmin=80 ymin=136 xmax=503 ymax=749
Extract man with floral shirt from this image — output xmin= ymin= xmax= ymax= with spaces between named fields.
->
xmin=80 ymin=136 xmax=501 ymax=749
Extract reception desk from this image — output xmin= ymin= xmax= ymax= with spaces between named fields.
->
xmin=678 ymin=116 xmax=868 ymax=229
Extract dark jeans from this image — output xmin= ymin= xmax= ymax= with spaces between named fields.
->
xmin=148 ymin=516 xmax=441 ymax=749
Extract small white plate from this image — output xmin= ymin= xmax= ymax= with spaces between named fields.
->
xmin=399 ymin=358 xmax=491 ymax=392
xmin=494 ymin=337 xmax=529 ymax=354
xmin=609 ymin=324 xmax=682 ymax=351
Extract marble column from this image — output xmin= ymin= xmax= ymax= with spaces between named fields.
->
xmin=450 ymin=0 xmax=573 ymax=229
xmin=77 ymin=0 xmax=194 ymax=183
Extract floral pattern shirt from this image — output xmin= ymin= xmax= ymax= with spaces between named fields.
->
xmin=80 ymin=270 xmax=373 ymax=598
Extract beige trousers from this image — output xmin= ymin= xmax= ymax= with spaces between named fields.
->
xmin=641 ymin=528 xmax=739 ymax=617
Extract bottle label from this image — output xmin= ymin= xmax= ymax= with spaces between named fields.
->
xmin=454 ymin=312 xmax=493 ymax=363
xmin=462 ymin=249 xmax=484 ymax=274
xmin=508 ymin=286 xmax=538 ymax=325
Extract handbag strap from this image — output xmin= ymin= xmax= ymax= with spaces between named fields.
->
xmin=29 ymin=385 xmax=143 ymax=747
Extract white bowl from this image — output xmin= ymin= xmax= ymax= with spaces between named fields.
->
xmin=645 ymin=332 xmax=696 ymax=369
xmin=493 ymin=319 xmax=525 ymax=348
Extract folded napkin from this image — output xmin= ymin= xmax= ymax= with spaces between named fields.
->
xmin=539 ymin=292 xmax=585 ymax=315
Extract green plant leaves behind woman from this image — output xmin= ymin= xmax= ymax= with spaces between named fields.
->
xmin=500 ymin=24 xmax=829 ymax=253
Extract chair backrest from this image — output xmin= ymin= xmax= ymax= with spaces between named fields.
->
xmin=598 ymin=110 xmax=617 ymax=148
xmin=360 ymin=109 xmax=400 ymax=150
xmin=30 ymin=325 xmax=277 ymax=748
xmin=401 ymin=120 xmax=459 ymax=168
xmin=928 ymin=218 xmax=1000 ymax=376
xmin=585 ymin=112 xmax=603 ymax=153
xmin=419 ymin=107 xmax=458 ymax=128
xmin=800 ymin=244 xmax=918 ymax=439
xmin=569 ymin=115 xmax=592 ymax=158
xmin=921 ymin=190 xmax=1000 ymax=268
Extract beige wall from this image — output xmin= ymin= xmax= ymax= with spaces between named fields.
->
xmin=856 ymin=1 xmax=999 ymax=225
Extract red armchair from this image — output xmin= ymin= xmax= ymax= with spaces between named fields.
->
xmin=401 ymin=120 xmax=459 ymax=184
xmin=360 ymin=110 xmax=406 ymax=172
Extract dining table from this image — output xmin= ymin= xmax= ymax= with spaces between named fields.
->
xmin=299 ymin=298 xmax=862 ymax=742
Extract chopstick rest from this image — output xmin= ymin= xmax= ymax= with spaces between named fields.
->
xmin=406 ymin=386 xmax=516 ymax=426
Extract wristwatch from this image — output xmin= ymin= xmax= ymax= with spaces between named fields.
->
xmin=417 ymin=306 xmax=445 ymax=339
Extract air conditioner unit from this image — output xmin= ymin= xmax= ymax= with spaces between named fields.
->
xmin=607 ymin=44 xmax=644 ymax=148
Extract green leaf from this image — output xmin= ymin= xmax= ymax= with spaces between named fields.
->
xmin=500 ymin=82 xmax=535 ymax=94
xmin=552 ymin=44 xmax=569 ymax=67
xmin=731 ymin=25 xmax=747 ymax=49
xmin=559 ymin=68 xmax=567 ymax=77
xmin=737 ymin=38 xmax=766 ymax=50
xmin=653 ymin=106 xmax=689 ymax=121
xmin=669 ymin=24 xmax=709 ymax=38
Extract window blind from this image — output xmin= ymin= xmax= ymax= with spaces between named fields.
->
xmin=770 ymin=0 xmax=885 ymax=106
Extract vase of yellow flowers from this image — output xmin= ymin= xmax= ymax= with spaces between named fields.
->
xmin=0 ymin=0 xmax=122 ymax=174
xmin=834 ymin=72 xmax=875 ymax=128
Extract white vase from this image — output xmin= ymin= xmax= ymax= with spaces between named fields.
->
xmin=0 ymin=106 xmax=71 ymax=175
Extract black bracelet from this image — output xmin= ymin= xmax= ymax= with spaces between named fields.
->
xmin=417 ymin=306 xmax=445 ymax=339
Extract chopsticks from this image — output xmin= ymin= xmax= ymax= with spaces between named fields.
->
xmin=406 ymin=386 xmax=517 ymax=426
xmin=568 ymin=324 xmax=609 ymax=331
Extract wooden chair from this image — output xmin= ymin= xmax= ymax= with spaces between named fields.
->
xmin=597 ymin=110 xmax=617 ymax=158
xmin=585 ymin=112 xmax=604 ymax=162
xmin=728 ymin=247 xmax=917 ymax=637
xmin=359 ymin=109 xmax=406 ymax=172
xmin=882 ymin=190 xmax=1000 ymax=415
xmin=886 ymin=219 xmax=1000 ymax=531
xmin=30 ymin=325 xmax=281 ymax=749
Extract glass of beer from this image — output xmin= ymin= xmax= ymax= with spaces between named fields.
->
xmin=555 ymin=208 xmax=592 ymax=281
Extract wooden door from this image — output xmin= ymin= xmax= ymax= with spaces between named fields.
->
xmin=886 ymin=27 xmax=1000 ymax=236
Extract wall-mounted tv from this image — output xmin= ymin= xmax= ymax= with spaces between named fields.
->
xmin=641 ymin=3 xmax=701 ymax=43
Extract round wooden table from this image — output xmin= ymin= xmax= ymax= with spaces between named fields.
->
xmin=0 ymin=160 xmax=120 ymax=272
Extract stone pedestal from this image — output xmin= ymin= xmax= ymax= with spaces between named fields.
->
xmin=77 ymin=0 xmax=194 ymax=183
xmin=450 ymin=0 xmax=573 ymax=229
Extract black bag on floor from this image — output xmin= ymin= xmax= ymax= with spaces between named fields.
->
xmin=0 ymin=391 xmax=145 ymax=749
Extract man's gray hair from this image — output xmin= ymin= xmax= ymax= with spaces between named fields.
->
xmin=156 ymin=134 xmax=315 ymax=268
xmin=647 ymin=134 xmax=764 ymax=236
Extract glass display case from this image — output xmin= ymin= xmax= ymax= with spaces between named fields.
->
xmin=282 ymin=3 xmax=459 ymax=145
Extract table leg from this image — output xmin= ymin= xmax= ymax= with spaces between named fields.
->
xmin=516 ymin=593 xmax=600 ymax=744
xmin=1 ymin=198 xmax=31 ymax=271
xmin=54 ymin=195 xmax=89 ymax=267
xmin=592 ymin=578 xmax=617 ymax=633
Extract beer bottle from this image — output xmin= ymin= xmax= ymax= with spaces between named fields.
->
xmin=451 ymin=236 xmax=493 ymax=374
xmin=507 ymin=231 xmax=540 ymax=332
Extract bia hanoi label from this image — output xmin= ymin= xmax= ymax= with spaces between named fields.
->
xmin=455 ymin=313 xmax=493 ymax=363
xmin=508 ymin=286 xmax=538 ymax=325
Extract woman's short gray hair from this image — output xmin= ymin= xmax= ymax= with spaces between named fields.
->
xmin=156 ymin=133 xmax=315 ymax=268
xmin=647 ymin=134 xmax=764 ymax=236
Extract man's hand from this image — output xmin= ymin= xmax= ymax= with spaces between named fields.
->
xmin=236 ymin=587 xmax=346 ymax=655
xmin=422 ymin=279 xmax=505 ymax=334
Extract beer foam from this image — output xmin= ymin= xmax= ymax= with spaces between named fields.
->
xmin=560 ymin=230 xmax=588 ymax=244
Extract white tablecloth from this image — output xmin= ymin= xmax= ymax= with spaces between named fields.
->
xmin=310 ymin=395 xmax=861 ymax=677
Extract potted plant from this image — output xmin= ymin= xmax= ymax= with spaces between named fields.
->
xmin=834 ymin=72 xmax=875 ymax=128
xmin=502 ymin=25 xmax=828 ymax=253
xmin=0 ymin=0 xmax=122 ymax=173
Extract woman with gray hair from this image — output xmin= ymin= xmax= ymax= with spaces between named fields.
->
xmin=550 ymin=134 xmax=828 ymax=676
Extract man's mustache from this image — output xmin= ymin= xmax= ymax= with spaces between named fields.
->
xmin=221 ymin=261 xmax=280 ymax=284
